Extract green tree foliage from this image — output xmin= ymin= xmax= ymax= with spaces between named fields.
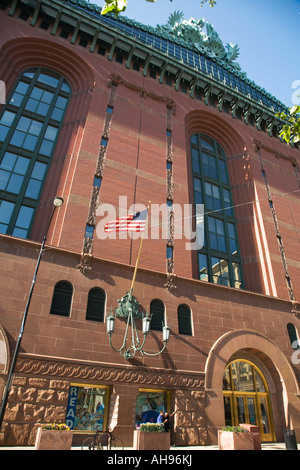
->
xmin=101 ymin=0 xmax=127 ymax=16
xmin=276 ymin=106 xmax=300 ymax=145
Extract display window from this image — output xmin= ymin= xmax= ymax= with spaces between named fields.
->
xmin=65 ymin=383 xmax=109 ymax=433
xmin=135 ymin=388 xmax=170 ymax=425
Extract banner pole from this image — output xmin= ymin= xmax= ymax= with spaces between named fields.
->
xmin=130 ymin=201 xmax=151 ymax=294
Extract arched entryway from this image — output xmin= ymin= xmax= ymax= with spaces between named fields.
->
xmin=205 ymin=329 xmax=300 ymax=444
xmin=223 ymin=359 xmax=275 ymax=441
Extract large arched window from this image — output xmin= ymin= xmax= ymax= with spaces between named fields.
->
xmin=50 ymin=281 xmax=73 ymax=317
xmin=86 ymin=287 xmax=106 ymax=322
xmin=0 ymin=67 xmax=71 ymax=239
xmin=190 ymin=133 xmax=243 ymax=289
xmin=150 ymin=299 xmax=165 ymax=331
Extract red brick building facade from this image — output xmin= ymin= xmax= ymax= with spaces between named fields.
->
xmin=0 ymin=0 xmax=299 ymax=447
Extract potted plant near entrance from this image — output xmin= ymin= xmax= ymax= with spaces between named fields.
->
xmin=35 ymin=423 xmax=73 ymax=450
xmin=133 ymin=423 xmax=170 ymax=450
xmin=218 ymin=426 xmax=254 ymax=450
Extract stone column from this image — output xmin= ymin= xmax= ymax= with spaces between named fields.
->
xmin=174 ymin=389 xmax=207 ymax=446
xmin=108 ymin=383 xmax=139 ymax=446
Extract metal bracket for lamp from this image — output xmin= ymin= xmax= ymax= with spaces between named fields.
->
xmin=106 ymin=290 xmax=171 ymax=360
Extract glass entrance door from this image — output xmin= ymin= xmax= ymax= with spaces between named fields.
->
xmin=223 ymin=360 xmax=275 ymax=442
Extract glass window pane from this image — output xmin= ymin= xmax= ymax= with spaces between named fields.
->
xmin=10 ymin=130 xmax=26 ymax=147
xmin=14 ymin=81 xmax=30 ymax=95
xmin=0 ymin=223 xmax=8 ymax=234
xmin=51 ymin=108 xmax=64 ymax=121
xmin=30 ymin=87 xmax=43 ymax=100
xmin=6 ymin=173 xmax=24 ymax=194
xmin=55 ymin=96 xmax=67 ymax=109
xmin=0 ymin=152 xmax=17 ymax=171
xmin=150 ymin=300 xmax=164 ymax=331
xmin=236 ymin=396 xmax=246 ymax=423
xmin=135 ymin=390 xmax=168 ymax=425
xmin=25 ymin=179 xmax=42 ymax=199
xmin=61 ymin=82 xmax=70 ymax=93
xmin=259 ymin=397 xmax=270 ymax=434
xmin=14 ymin=156 xmax=30 ymax=175
xmin=212 ymin=257 xmax=229 ymax=286
xmin=0 ymin=125 xmax=10 ymax=141
xmin=28 ymin=120 xmax=43 ymax=136
xmin=15 ymin=205 xmax=34 ymax=229
xmin=1 ymin=111 xmax=16 ymax=126
xmin=9 ymin=93 xmax=24 ymax=107
xmin=200 ymin=135 xmax=214 ymax=152
xmin=25 ymin=98 xmax=39 ymax=112
xmin=205 ymin=181 xmax=212 ymax=196
xmin=193 ymin=177 xmax=201 ymax=193
xmin=198 ymin=253 xmax=208 ymax=281
xmin=36 ymin=102 xmax=49 ymax=116
xmin=0 ymin=170 xmax=10 ymax=190
xmin=208 ymin=216 xmax=215 ymax=232
xmin=67 ymin=385 xmax=107 ymax=431
xmin=216 ymin=219 xmax=224 ymax=235
xmin=223 ymin=367 xmax=231 ymax=390
xmin=37 ymin=73 xmax=59 ymax=87
xmin=247 ymin=397 xmax=257 ymax=425
xmin=44 ymin=125 xmax=58 ymax=141
xmin=0 ymin=200 xmax=15 ymax=223
xmin=223 ymin=396 xmax=233 ymax=426
xmin=41 ymin=91 xmax=54 ymax=103
xmin=231 ymin=361 xmax=255 ymax=392
xmin=12 ymin=227 xmax=28 ymax=238
xmin=192 ymin=158 xmax=200 ymax=173
xmin=22 ymin=134 xmax=38 ymax=151
xmin=17 ymin=116 xmax=31 ymax=132
xmin=39 ymin=139 xmax=53 ymax=156
xmin=228 ymin=222 xmax=235 ymax=239
xmin=254 ymin=370 xmax=266 ymax=392
xmin=31 ymin=161 xmax=47 ymax=180
xmin=178 ymin=304 xmax=192 ymax=335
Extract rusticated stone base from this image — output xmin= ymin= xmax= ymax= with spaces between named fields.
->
xmin=0 ymin=375 xmax=69 ymax=446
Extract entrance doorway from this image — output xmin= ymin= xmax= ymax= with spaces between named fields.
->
xmin=223 ymin=360 xmax=275 ymax=442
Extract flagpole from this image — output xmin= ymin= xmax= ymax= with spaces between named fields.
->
xmin=130 ymin=201 xmax=151 ymax=294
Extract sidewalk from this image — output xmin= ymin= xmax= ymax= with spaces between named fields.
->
xmin=1 ymin=442 xmax=299 ymax=450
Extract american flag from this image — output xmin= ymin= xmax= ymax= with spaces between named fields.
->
xmin=104 ymin=208 xmax=148 ymax=233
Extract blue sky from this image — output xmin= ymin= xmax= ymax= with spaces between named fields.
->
xmin=97 ymin=0 xmax=300 ymax=107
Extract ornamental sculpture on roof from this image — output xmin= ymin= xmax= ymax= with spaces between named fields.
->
xmin=156 ymin=11 xmax=245 ymax=76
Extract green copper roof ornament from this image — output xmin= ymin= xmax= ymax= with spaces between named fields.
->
xmin=156 ymin=11 xmax=245 ymax=76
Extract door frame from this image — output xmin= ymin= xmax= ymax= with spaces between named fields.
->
xmin=223 ymin=360 xmax=276 ymax=442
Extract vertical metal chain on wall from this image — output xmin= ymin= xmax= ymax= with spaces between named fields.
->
xmin=76 ymin=82 xmax=117 ymax=273
xmin=164 ymin=105 xmax=177 ymax=292
xmin=253 ymin=139 xmax=300 ymax=316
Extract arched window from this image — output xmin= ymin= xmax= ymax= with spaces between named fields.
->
xmin=50 ymin=281 xmax=73 ymax=317
xmin=287 ymin=323 xmax=299 ymax=349
xmin=177 ymin=304 xmax=192 ymax=336
xmin=0 ymin=67 xmax=71 ymax=239
xmin=150 ymin=299 xmax=165 ymax=331
xmin=190 ymin=133 xmax=243 ymax=289
xmin=86 ymin=287 xmax=105 ymax=322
